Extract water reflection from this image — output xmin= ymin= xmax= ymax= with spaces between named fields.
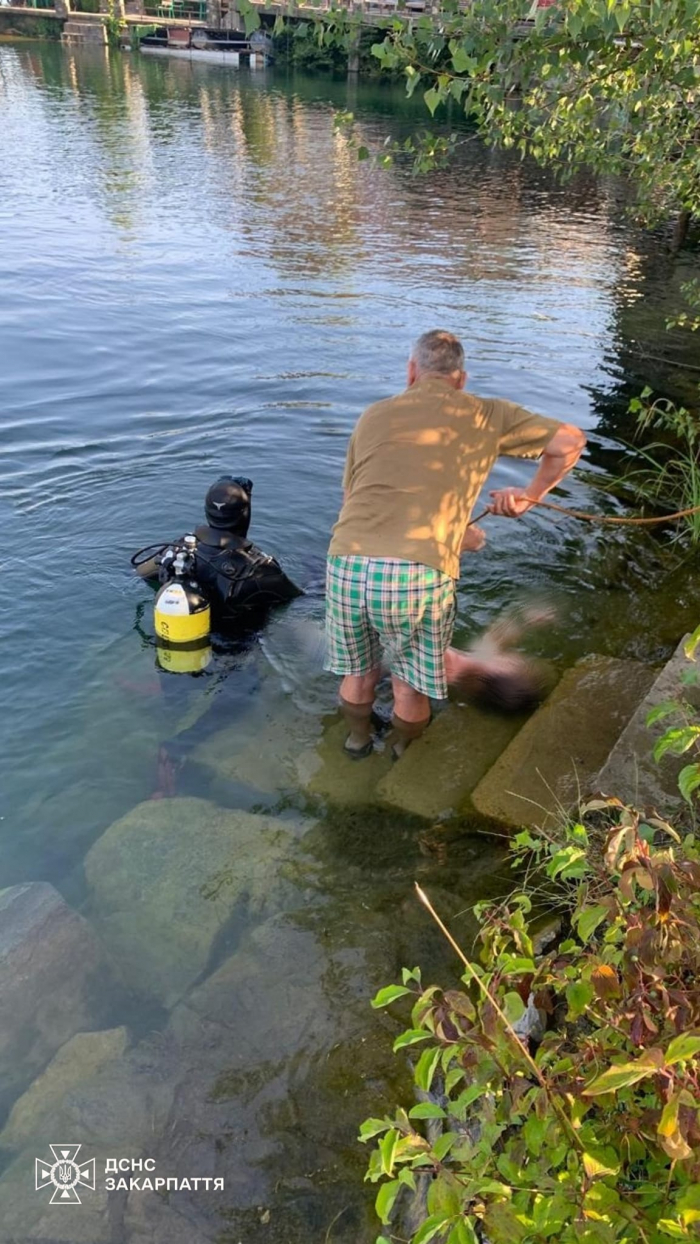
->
xmin=1 ymin=41 xmax=700 ymax=1243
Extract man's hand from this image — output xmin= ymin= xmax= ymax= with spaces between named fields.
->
xmin=488 ymin=488 xmax=537 ymax=518
xmin=489 ymin=424 xmax=587 ymax=519
xmin=461 ymin=524 xmax=487 ymax=552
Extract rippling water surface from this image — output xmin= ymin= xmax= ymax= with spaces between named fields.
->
xmin=1 ymin=41 xmax=699 ymax=1242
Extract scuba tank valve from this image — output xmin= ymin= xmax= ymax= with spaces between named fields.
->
xmin=154 ymin=534 xmax=212 ymax=671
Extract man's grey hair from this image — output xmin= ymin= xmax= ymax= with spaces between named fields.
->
xmin=411 ymin=329 xmax=465 ymax=376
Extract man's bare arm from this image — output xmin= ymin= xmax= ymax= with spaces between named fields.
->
xmin=488 ymin=424 xmax=586 ymax=518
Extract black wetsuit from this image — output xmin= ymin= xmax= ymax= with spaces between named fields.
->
xmin=191 ymin=524 xmax=303 ymax=627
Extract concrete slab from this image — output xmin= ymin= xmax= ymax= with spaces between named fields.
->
xmin=595 ymin=636 xmax=699 ymax=810
xmin=471 ymin=656 xmax=657 ymax=830
xmin=296 ymin=715 xmax=393 ymax=807
xmin=376 ymin=703 xmax=526 ymax=820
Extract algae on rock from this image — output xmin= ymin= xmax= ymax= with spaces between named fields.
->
xmin=0 ymin=882 xmax=112 ymax=1115
xmin=0 ymin=1028 xmax=129 ymax=1153
xmin=84 ymin=797 xmax=306 ymax=1007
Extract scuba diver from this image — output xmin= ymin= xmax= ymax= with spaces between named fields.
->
xmin=133 ymin=475 xmax=302 ymax=622
xmin=132 ymin=475 xmax=303 ymax=796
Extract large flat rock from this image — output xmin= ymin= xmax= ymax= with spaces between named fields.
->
xmin=168 ymin=915 xmax=334 ymax=1064
xmin=83 ymin=798 xmax=302 ymax=1007
xmin=0 ymin=1028 xmax=129 ymax=1153
xmin=376 ymin=702 xmax=526 ymax=820
xmin=596 ymin=636 xmax=699 ymax=810
xmin=471 ymin=656 xmax=657 ymax=830
xmin=0 ymin=1147 xmax=115 ymax=1244
xmin=0 ymin=883 xmax=110 ymax=1115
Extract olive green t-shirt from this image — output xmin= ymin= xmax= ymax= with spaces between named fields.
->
xmin=328 ymin=376 xmax=561 ymax=580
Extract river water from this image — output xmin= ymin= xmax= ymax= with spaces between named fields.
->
xmin=0 ymin=41 xmax=699 ymax=1243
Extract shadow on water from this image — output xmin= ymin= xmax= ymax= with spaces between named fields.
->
xmin=1 ymin=38 xmax=700 ymax=1243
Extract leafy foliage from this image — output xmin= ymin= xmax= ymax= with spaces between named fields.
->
xmin=667 ymin=281 xmax=700 ymax=335
xmin=361 ymin=806 xmax=700 ymax=1244
xmin=313 ymin=0 xmax=700 ymax=224
xmin=641 ymin=625 xmax=700 ymax=804
xmin=624 ymin=393 xmax=700 ymax=545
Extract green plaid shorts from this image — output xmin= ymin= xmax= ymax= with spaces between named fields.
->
xmin=325 ymin=555 xmax=456 ymax=699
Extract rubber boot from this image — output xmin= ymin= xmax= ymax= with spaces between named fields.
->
xmin=340 ymin=697 xmax=375 ymax=759
xmin=390 ymin=712 xmax=431 ymax=761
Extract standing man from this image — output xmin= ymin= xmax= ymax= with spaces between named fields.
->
xmin=325 ymin=329 xmax=586 ymax=757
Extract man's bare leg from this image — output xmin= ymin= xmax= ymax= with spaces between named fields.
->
xmin=340 ymin=669 xmax=381 ymax=757
xmin=390 ymin=676 xmax=431 ymax=758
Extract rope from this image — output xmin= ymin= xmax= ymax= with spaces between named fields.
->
xmin=468 ymin=499 xmax=700 ymax=528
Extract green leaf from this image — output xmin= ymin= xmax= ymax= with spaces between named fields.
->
xmin=409 ymin=1101 xmax=447 ymax=1120
xmin=678 ymin=763 xmax=700 ymax=802
xmin=548 ymin=844 xmax=589 ymax=880
xmin=357 ymin=146 xmax=370 ymax=162
xmin=657 ymin=1221 xmax=689 ymax=1239
xmin=394 ymin=1029 xmax=431 ymax=1052
xmin=502 ymin=991 xmax=525 ymax=1024
xmin=646 ymin=700 xmax=682 ymax=727
xmin=677 ymin=1183 xmax=700 ymax=1225
xmin=684 ymin=624 xmax=700 ymax=660
xmin=448 ymin=1221 xmax=479 ymax=1244
xmin=653 ymin=726 xmax=700 ymax=763
xmin=498 ymin=955 xmax=536 ymax=975
xmin=359 ymin=1117 xmax=392 ymax=1142
xmin=665 ymin=1032 xmax=700 ymax=1064
xmin=375 ymin=1179 xmax=401 ymax=1225
xmin=583 ymin=1057 xmax=658 ymax=1096
xmin=371 ymin=984 xmax=411 ymax=1009
xmin=453 ymin=1083 xmax=487 ymax=1117
xmin=432 ymin=1131 xmax=457 ymax=1162
xmin=402 ymin=966 xmax=422 ymax=986
xmin=424 ymin=87 xmax=441 ymax=117
xmin=445 ymin=1066 xmax=464 ymax=1094
xmin=523 ymin=1113 xmax=547 ymax=1156
xmin=413 ymin=1216 xmax=452 ymax=1244
xmin=415 ymin=1046 xmax=441 ymax=1093
xmin=566 ymin=980 xmax=594 ymax=1019
xmin=576 ymin=905 xmax=609 ymax=944
xmin=380 ymin=1128 xmax=399 ymax=1176
xmin=398 ymin=1167 xmax=417 ymax=1192
xmin=428 ymin=1170 xmax=462 ymax=1217
xmin=236 ymin=0 xmax=260 ymax=34
xmin=451 ymin=46 xmax=475 ymax=74
xmin=582 ymin=1146 xmax=620 ymax=1178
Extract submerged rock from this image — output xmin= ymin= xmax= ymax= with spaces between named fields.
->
xmin=0 ymin=1028 xmax=129 ymax=1153
xmin=0 ymin=1147 xmax=114 ymax=1244
xmin=165 ymin=913 xmax=399 ymax=1237
xmin=83 ymin=798 xmax=303 ymax=1007
xmin=168 ymin=914 xmax=334 ymax=1062
xmin=123 ymin=1191 xmax=219 ymax=1243
xmin=0 ymin=882 xmax=109 ymax=1114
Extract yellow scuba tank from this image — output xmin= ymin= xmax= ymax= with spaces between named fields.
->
xmin=154 ymin=535 xmax=212 ymax=672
